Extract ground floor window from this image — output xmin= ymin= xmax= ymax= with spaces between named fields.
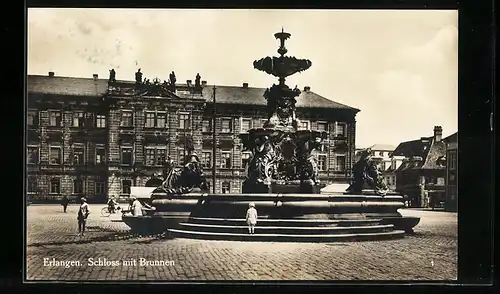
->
xmin=95 ymin=181 xmax=106 ymax=195
xmin=73 ymin=179 xmax=84 ymax=194
xmin=50 ymin=178 xmax=61 ymax=194
xmin=27 ymin=176 xmax=37 ymax=193
xmin=221 ymin=181 xmax=230 ymax=194
xmin=122 ymin=179 xmax=132 ymax=194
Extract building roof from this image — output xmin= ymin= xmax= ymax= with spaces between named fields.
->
xmin=201 ymin=85 xmax=359 ymax=111
xmin=392 ymin=137 xmax=433 ymax=159
xmin=28 ymin=75 xmax=109 ymax=97
xmin=27 ymin=75 xmax=360 ymax=111
xmin=443 ymin=132 xmax=458 ymax=143
xmin=367 ymin=144 xmax=397 ymax=151
xmin=393 ymin=136 xmax=449 ymax=172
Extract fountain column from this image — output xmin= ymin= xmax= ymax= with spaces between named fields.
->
xmin=240 ymin=29 xmax=326 ymax=194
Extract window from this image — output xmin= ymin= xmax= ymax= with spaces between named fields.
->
xmin=73 ymin=179 xmax=83 ymax=194
xmin=144 ymin=147 xmax=166 ymax=166
xmin=221 ymin=181 xmax=230 ymax=194
xmin=50 ymin=178 xmax=60 ymax=194
xmin=27 ymin=176 xmax=37 ymax=193
xmin=49 ymin=111 xmax=62 ymax=127
xmin=27 ymin=146 xmax=39 ymax=164
xmin=317 ymin=122 xmax=328 ymax=132
xmin=392 ymin=176 xmax=396 ymax=184
xmin=317 ymin=143 xmax=327 ymax=152
xmin=72 ymin=111 xmax=85 ymax=127
xmin=95 ymin=182 xmax=106 ymax=195
xmin=242 ymin=152 xmax=251 ymax=169
xmin=202 ymin=119 xmax=212 ymax=133
xmin=202 ymin=152 xmax=211 ymax=168
xmin=241 ymin=119 xmax=252 ymax=133
xmin=95 ymin=145 xmax=106 ymax=164
xmin=156 ymin=112 xmax=166 ymax=128
xmin=49 ymin=147 xmax=62 ymax=164
xmin=336 ymin=123 xmax=346 ymax=137
xmin=448 ymin=151 xmax=457 ymax=170
xmin=121 ymin=110 xmax=134 ymax=127
xmin=156 ymin=148 xmax=166 ymax=166
xmin=221 ymin=118 xmax=232 ymax=133
xmin=221 ymin=151 xmax=231 ymax=169
xmin=145 ymin=112 xmax=155 ymax=128
xmin=179 ymin=113 xmax=190 ymax=129
xmin=121 ymin=179 xmax=132 ymax=194
xmin=72 ymin=146 xmax=84 ymax=165
xmin=379 ymin=151 xmax=384 ymax=157
xmin=96 ymin=115 xmax=106 ymax=128
xmin=335 ymin=155 xmax=346 ymax=171
xmin=120 ymin=146 xmax=133 ymax=165
xmin=317 ymin=154 xmax=327 ymax=171
xmin=300 ymin=121 xmax=310 ymax=130
xmin=27 ymin=110 xmax=38 ymax=127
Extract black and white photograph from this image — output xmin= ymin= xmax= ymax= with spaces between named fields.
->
xmin=25 ymin=8 xmax=458 ymax=281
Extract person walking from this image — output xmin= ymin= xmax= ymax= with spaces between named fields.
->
xmin=246 ymin=202 xmax=258 ymax=234
xmin=77 ymin=197 xmax=90 ymax=236
xmin=61 ymin=195 xmax=70 ymax=213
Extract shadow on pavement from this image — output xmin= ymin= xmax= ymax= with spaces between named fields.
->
xmin=28 ymin=227 xmax=174 ymax=247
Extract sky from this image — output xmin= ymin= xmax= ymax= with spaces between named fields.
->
xmin=27 ymin=9 xmax=458 ymax=148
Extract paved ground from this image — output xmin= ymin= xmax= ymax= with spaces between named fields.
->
xmin=26 ymin=204 xmax=457 ymax=281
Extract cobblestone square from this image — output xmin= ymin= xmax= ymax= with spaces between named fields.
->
xmin=26 ymin=204 xmax=457 ymax=281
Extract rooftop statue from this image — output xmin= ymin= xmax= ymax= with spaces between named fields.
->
xmin=108 ymin=68 xmax=116 ymax=84
xmin=135 ymin=68 xmax=143 ymax=84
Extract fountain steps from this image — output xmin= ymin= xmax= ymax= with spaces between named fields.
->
xmin=168 ymin=228 xmax=406 ymax=242
xmin=166 ymin=217 xmax=404 ymax=242
xmin=187 ymin=217 xmax=383 ymax=227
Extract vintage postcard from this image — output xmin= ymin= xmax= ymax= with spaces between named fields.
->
xmin=25 ymin=8 xmax=458 ymax=281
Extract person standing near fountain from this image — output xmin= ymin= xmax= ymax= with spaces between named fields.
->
xmin=246 ymin=202 xmax=258 ymax=234
xmin=77 ymin=197 xmax=90 ymax=237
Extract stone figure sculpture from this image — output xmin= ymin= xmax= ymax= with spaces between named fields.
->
xmin=135 ymin=69 xmax=143 ymax=84
xmin=108 ymin=69 xmax=116 ymax=84
xmin=153 ymin=153 xmax=209 ymax=197
xmin=345 ymin=148 xmax=388 ymax=196
xmin=169 ymin=71 xmax=177 ymax=91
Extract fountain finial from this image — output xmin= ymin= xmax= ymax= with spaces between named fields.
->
xmin=275 ymin=28 xmax=291 ymax=56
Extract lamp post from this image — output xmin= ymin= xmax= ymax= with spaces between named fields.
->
xmin=212 ymin=85 xmax=216 ymax=194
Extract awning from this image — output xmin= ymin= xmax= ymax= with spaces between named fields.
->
xmin=130 ymin=187 xmax=156 ymax=199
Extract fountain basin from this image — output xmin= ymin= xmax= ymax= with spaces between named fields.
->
xmin=121 ymin=192 xmax=420 ymax=240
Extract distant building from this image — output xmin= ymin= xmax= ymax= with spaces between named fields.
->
xmin=445 ymin=132 xmax=458 ymax=212
xmin=382 ymin=155 xmax=405 ymax=191
xmin=392 ymin=126 xmax=455 ymax=208
xmin=366 ymin=144 xmax=396 ymax=171
xmin=26 ymin=71 xmax=360 ymax=203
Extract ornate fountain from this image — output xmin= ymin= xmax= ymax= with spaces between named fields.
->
xmin=120 ymin=30 xmax=421 ymax=241
xmin=240 ymin=29 xmax=326 ymax=194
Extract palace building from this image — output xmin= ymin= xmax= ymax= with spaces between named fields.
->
xmin=26 ymin=71 xmax=360 ymax=203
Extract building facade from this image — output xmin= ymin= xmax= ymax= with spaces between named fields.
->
xmin=26 ymin=71 xmax=360 ymax=203
xmin=393 ymin=126 xmax=455 ymax=208
xmin=445 ymin=133 xmax=458 ymax=212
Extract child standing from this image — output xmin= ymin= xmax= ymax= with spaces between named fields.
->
xmin=246 ymin=202 xmax=258 ymax=234
xmin=77 ymin=197 xmax=90 ymax=236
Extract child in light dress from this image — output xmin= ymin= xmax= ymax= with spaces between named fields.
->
xmin=246 ymin=202 xmax=258 ymax=234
